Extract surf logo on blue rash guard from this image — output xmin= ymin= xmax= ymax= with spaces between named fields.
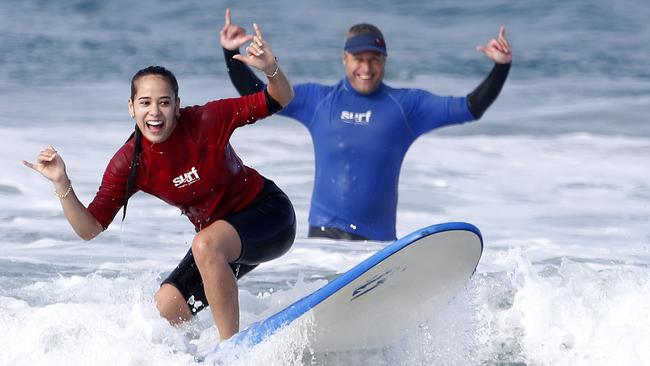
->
xmin=340 ymin=110 xmax=372 ymax=125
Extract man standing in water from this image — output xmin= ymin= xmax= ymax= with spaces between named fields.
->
xmin=221 ymin=9 xmax=512 ymax=241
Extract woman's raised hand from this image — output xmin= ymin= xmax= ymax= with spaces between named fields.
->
xmin=22 ymin=145 xmax=68 ymax=184
xmin=232 ymin=23 xmax=279 ymax=77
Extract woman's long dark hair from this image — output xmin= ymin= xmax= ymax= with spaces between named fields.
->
xmin=122 ymin=66 xmax=179 ymax=221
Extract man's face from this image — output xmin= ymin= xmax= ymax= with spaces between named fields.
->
xmin=343 ymin=50 xmax=386 ymax=95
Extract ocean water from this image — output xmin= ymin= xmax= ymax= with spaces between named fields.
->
xmin=1 ymin=0 xmax=649 ymax=365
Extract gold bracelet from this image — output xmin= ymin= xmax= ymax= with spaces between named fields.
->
xmin=55 ymin=181 xmax=72 ymax=199
xmin=265 ymin=58 xmax=280 ymax=78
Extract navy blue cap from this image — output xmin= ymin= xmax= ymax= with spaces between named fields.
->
xmin=344 ymin=33 xmax=387 ymax=55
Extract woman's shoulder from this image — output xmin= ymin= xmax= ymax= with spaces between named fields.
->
xmin=179 ymin=99 xmax=226 ymax=121
xmin=105 ymin=137 xmax=136 ymax=174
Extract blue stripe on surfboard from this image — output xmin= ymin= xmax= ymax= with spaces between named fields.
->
xmin=230 ymin=221 xmax=483 ymax=347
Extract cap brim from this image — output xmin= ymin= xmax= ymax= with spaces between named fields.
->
xmin=345 ymin=45 xmax=387 ymax=55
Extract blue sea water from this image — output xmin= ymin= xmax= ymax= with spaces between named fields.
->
xmin=1 ymin=0 xmax=649 ymax=365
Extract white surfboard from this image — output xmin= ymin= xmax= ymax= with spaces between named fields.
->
xmin=219 ymin=222 xmax=482 ymax=354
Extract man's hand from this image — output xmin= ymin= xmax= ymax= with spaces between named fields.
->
xmin=477 ymin=26 xmax=512 ymax=64
xmin=220 ymin=8 xmax=254 ymax=51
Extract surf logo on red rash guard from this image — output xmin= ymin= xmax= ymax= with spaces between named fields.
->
xmin=173 ymin=166 xmax=201 ymax=188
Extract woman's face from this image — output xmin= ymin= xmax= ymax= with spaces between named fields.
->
xmin=128 ymin=75 xmax=180 ymax=144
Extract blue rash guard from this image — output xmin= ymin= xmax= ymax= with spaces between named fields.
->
xmin=223 ymin=48 xmax=509 ymax=241
xmin=280 ymin=78 xmax=476 ymax=241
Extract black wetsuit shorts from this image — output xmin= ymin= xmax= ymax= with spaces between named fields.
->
xmin=161 ymin=178 xmax=296 ymax=314
xmin=308 ymin=226 xmax=368 ymax=241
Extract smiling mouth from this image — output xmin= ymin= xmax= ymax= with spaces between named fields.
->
xmin=145 ymin=120 xmax=164 ymax=132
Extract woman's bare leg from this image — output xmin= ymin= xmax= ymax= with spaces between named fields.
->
xmin=191 ymin=220 xmax=242 ymax=341
xmin=154 ymin=284 xmax=192 ymax=324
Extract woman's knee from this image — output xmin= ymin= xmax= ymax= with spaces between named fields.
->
xmin=193 ymin=234 xmax=235 ymax=270
xmin=191 ymin=222 xmax=241 ymax=265
xmin=155 ymin=284 xmax=191 ymax=324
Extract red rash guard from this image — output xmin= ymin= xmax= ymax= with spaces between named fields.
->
xmin=88 ymin=91 xmax=270 ymax=231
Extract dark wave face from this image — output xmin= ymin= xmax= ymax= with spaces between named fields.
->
xmin=1 ymin=0 xmax=649 ymax=85
xmin=1 ymin=0 xmax=649 ymax=136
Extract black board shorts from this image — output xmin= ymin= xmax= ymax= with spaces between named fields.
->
xmin=308 ymin=226 xmax=368 ymax=241
xmin=161 ymin=178 xmax=296 ymax=314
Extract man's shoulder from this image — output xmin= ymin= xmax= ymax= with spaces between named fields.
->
xmin=291 ymin=81 xmax=340 ymax=106
xmin=374 ymin=84 xmax=428 ymax=106
xmin=381 ymin=83 xmax=431 ymax=97
xmin=295 ymin=81 xmax=339 ymax=94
